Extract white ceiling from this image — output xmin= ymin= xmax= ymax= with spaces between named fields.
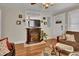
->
xmin=0 ymin=3 xmax=79 ymax=15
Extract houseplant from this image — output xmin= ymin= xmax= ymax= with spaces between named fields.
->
xmin=41 ymin=30 xmax=48 ymax=40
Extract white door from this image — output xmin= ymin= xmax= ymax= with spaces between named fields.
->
xmin=0 ymin=10 xmax=1 ymax=38
xmin=53 ymin=13 xmax=66 ymax=38
xmin=53 ymin=15 xmax=63 ymax=37
xmin=55 ymin=24 xmax=63 ymax=36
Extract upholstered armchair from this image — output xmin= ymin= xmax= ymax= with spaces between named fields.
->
xmin=0 ymin=37 xmax=15 ymax=56
xmin=54 ymin=31 xmax=79 ymax=56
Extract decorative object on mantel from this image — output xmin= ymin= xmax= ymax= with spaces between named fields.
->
xmin=16 ymin=20 xmax=21 ymax=25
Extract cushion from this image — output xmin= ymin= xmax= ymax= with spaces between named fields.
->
xmin=69 ymin=52 xmax=79 ymax=56
xmin=0 ymin=37 xmax=13 ymax=50
xmin=59 ymin=34 xmax=66 ymax=42
xmin=59 ymin=34 xmax=66 ymax=39
xmin=56 ymin=43 xmax=74 ymax=52
xmin=0 ymin=38 xmax=10 ymax=56
xmin=66 ymin=34 xmax=76 ymax=42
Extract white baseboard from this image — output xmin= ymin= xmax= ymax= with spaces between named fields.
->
xmin=14 ymin=41 xmax=26 ymax=44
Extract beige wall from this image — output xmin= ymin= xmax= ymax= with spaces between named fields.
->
xmin=1 ymin=7 xmax=53 ymax=44
xmin=1 ymin=7 xmax=26 ymax=43
xmin=0 ymin=10 xmax=1 ymax=37
xmin=1 ymin=6 xmax=79 ymax=44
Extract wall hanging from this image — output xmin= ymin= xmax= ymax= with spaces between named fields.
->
xmin=16 ymin=20 xmax=21 ymax=25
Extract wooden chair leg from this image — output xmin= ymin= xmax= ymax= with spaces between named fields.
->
xmin=59 ymin=51 xmax=61 ymax=56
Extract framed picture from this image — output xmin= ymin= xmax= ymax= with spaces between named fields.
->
xmin=16 ymin=20 xmax=21 ymax=25
xmin=28 ymin=19 xmax=40 ymax=27
xmin=56 ymin=21 xmax=62 ymax=24
xmin=18 ymin=14 xmax=22 ymax=18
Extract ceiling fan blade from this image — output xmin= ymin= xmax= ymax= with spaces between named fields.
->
xmin=31 ymin=3 xmax=36 ymax=5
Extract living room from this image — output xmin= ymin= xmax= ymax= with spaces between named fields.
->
xmin=0 ymin=3 xmax=79 ymax=56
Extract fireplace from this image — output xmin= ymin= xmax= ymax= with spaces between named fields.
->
xmin=26 ymin=28 xmax=42 ymax=44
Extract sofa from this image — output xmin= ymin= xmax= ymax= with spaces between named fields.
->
xmin=0 ymin=37 xmax=15 ymax=56
xmin=55 ymin=31 xmax=79 ymax=56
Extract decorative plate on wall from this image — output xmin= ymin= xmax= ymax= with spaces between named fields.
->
xmin=16 ymin=20 xmax=21 ymax=25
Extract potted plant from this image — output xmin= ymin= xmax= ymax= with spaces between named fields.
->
xmin=41 ymin=30 xmax=48 ymax=41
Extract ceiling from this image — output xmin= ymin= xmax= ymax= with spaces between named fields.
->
xmin=0 ymin=3 xmax=79 ymax=15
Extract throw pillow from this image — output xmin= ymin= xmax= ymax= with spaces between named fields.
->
xmin=0 ymin=38 xmax=10 ymax=56
xmin=66 ymin=34 xmax=76 ymax=42
xmin=0 ymin=37 xmax=13 ymax=50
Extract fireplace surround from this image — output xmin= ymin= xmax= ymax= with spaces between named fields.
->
xmin=26 ymin=28 xmax=42 ymax=44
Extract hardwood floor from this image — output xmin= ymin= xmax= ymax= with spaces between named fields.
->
xmin=15 ymin=39 xmax=57 ymax=56
xmin=15 ymin=43 xmax=26 ymax=56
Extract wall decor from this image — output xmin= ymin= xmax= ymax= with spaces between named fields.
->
xmin=43 ymin=17 xmax=51 ymax=27
xmin=43 ymin=17 xmax=46 ymax=20
xmin=28 ymin=20 xmax=40 ymax=27
xmin=18 ymin=14 xmax=22 ymax=18
xmin=40 ymin=20 xmax=43 ymax=23
xmin=56 ymin=21 xmax=62 ymax=24
xmin=23 ymin=19 xmax=26 ymax=22
xmin=16 ymin=20 xmax=21 ymax=25
xmin=42 ymin=17 xmax=47 ymax=25
xmin=44 ymin=21 xmax=47 ymax=25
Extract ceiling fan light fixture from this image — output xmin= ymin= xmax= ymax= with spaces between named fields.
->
xmin=30 ymin=3 xmax=54 ymax=9
xmin=44 ymin=6 xmax=49 ymax=9
xmin=43 ymin=3 xmax=50 ymax=9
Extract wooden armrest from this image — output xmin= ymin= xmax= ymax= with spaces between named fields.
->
xmin=9 ymin=43 xmax=15 ymax=50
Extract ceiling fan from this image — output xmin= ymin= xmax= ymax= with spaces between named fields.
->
xmin=30 ymin=3 xmax=54 ymax=9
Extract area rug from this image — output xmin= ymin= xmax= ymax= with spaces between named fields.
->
xmin=43 ymin=47 xmax=56 ymax=56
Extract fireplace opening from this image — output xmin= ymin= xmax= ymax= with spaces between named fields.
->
xmin=26 ymin=28 xmax=42 ymax=44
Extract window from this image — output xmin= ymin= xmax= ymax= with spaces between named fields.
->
xmin=68 ymin=9 xmax=79 ymax=32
